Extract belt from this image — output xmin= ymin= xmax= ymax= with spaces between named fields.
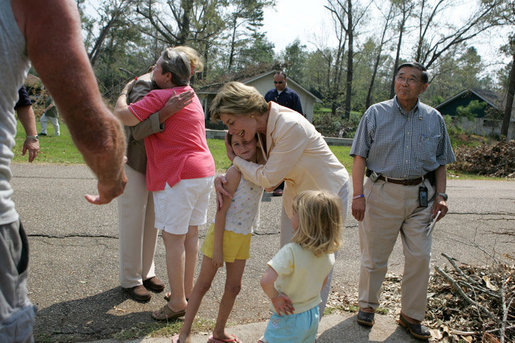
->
xmin=366 ymin=170 xmax=424 ymax=186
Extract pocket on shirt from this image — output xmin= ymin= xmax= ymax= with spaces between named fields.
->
xmin=418 ymin=134 xmax=440 ymax=163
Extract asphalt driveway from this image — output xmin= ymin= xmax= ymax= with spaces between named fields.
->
xmin=10 ymin=163 xmax=514 ymax=342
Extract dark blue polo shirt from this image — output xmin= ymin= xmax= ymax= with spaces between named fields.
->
xmin=264 ymin=87 xmax=303 ymax=115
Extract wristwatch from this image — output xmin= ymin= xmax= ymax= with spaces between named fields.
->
xmin=437 ymin=192 xmax=448 ymax=201
xmin=26 ymin=135 xmax=39 ymax=141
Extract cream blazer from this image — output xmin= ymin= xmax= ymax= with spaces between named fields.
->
xmin=233 ymin=102 xmax=349 ymax=217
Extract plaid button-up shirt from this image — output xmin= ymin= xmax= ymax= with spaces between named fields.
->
xmin=350 ymin=97 xmax=456 ymax=179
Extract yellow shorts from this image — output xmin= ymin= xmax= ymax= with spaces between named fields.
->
xmin=201 ymin=223 xmax=251 ymax=262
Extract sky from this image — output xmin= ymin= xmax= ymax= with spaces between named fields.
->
xmin=263 ymin=0 xmax=332 ymax=52
xmin=262 ymin=0 xmax=511 ymax=72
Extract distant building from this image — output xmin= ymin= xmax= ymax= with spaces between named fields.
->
xmin=436 ymin=88 xmax=514 ymax=139
xmin=197 ymin=71 xmax=320 ymax=123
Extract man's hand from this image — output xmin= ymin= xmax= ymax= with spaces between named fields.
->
xmin=352 ymin=197 xmax=366 ymax=222
xmin=85 ymin=171 xmax=127 ymax=205
xmin=22 ymin=138 xmax=39 ymax=162
xmin=432 ymin=197 xmax=448 ymax=221
xmin=271 ymin=292 xmax=295 ymax=316
xmin=214 ymin=174 xmax=232 ymax=210
xmin=158 ymin=90 xmax=195 ymax=123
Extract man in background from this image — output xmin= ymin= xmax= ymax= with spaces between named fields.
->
xmin=264 ymin=71 xmax=303 ymax=196
xmin=39 ymin=93 xmax=60 ymax=137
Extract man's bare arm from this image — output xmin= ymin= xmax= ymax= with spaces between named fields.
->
xmin=16 ymin=105 xmax=39 ymax=162
xmin=13 ymin=0 xmax=127 ymax=204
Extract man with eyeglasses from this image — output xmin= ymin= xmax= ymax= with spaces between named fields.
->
xmin=349 ymin=62 xmax=455 ymax=340
xmin=264 ymin=71 xmax=303 ymax=196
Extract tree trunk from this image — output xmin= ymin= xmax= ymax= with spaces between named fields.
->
xmin=88 ymin=16 xmax=116 ymax=66
xmin=177 ymin=0 xmax=193 ymax=45
xmin=228 ymin=17 xmax=238 ymax=71
xmin=501 ymin=53 xmax=515 ymax=138
xmin=344 ymin=0 xmax=353 ymax=119
xmin=366 ymin=4 xmax=393 ymax=109
xmin=390 ymin=9 xmax=408 ymax=98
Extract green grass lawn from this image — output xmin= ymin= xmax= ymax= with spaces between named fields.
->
xmin=13 ymin=120 xmax=353 ymax=172
xmin=12 ymin=121 xmax=234 ymax=169
xmin=13 ymin=120 xmax=499 ymax=180
xmin=13 ymin=120 xmax=84 ymax=164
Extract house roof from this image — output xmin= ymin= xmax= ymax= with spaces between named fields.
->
xmin=435 ymin=88 xmax=502 ymax=111
xmin=197 ymin=70 xmax=320 ymax=101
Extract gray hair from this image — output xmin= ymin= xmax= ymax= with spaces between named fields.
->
xmin=160 ymin=48 xmax=191 ymax=86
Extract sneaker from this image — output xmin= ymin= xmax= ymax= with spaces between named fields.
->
xmin=123 ymin=285 xmax=151 ymax=302
xmin=39 ymin=132 xmax=47 ymax=136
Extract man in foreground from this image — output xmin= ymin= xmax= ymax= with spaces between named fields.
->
xmin=0 ymin=0 xmax=127 ymax=341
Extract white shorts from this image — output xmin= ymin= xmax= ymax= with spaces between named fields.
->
xmin=153 ymin=176 xmax=213 ymax=235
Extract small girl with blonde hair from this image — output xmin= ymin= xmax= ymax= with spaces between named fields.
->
xmin=259 ymin=190 xmax=343 ymax=343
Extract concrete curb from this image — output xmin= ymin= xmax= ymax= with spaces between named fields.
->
xmin=85 ymin=312 xmax=421 ymax=343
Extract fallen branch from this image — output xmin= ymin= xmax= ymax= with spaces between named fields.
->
xmin=435 ymin=266 xmax=497 ymax=321
xmin=450 ymin=325 xmax=515 ymax=336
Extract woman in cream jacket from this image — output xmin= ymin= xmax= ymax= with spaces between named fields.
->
xmin=211 ymin=81 xmax=350 ymax=315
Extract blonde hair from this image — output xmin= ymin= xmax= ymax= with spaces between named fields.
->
xmin=291 ymin=190 xmax=343 ymax=257
xmin=174 ymin=46 xmax=204 ymax=73
xmin=210 ymin=81 xmax=269 ymax=120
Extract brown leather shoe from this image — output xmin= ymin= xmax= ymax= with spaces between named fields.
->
xmin=123 ymin=285 xmax=151 ymax=302
xmin=143 ymin=277 xmax=165 ymax=293
xmin=357 ymin=310 xmax=375 ymax=327
xmin=399 ymin=314 xmax=431 ymax=340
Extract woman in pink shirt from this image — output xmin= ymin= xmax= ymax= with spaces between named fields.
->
xmin=114 ymin=48 xmax=215 ymax=321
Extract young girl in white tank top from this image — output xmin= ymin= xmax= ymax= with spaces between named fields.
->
xmin=173 ymin=133 xmax=263 ymax=343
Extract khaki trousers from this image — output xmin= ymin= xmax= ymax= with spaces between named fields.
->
xmin=280 ymin=183 xmax=350 ymax=316
xmin=117 ymin=165 xmax=158 ymax=288
xmin=358 ymin=178 xmax=434 ymax=321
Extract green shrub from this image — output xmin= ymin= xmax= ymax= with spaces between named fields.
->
xmin=313 ymin=109 xmax=362 ymax=138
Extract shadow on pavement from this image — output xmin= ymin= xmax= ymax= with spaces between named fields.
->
xmin=34 ymin=287 xmax=170 ymax=342
xmin=317 ymin=313 xmax=421 ymax=343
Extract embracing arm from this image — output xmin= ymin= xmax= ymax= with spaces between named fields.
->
xmin=233 ymin=120 xmax=310 ymax=189
xmin=14 ymin=0 xmax=126 ymax=204
xmin=131 ymin=113 xmax=163 ymax=140
xmin=131 ymin=90 xmax=195 ymax=140
xmin=114 ymin=81 xmax=140 ymax=126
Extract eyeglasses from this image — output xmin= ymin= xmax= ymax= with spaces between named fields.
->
xmin=395 ymin=75 xmax=419 ymax=85
xmin=274 ymin=81 xmax=283 ymax=84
